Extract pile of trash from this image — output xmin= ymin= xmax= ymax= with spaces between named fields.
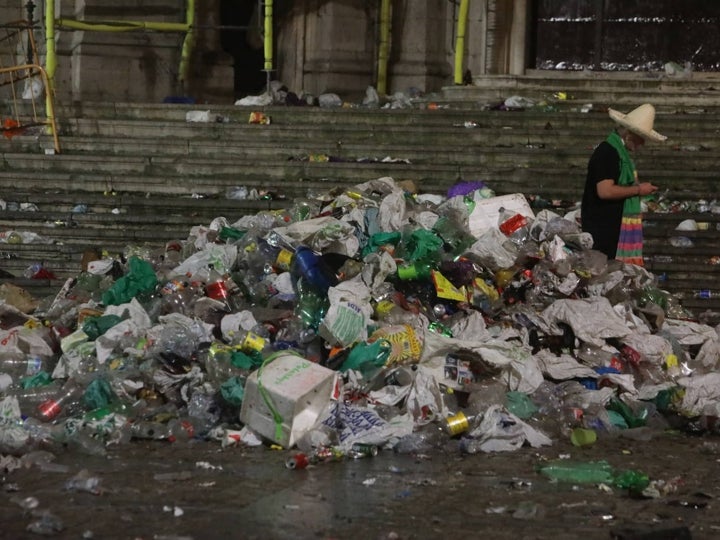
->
xmin=233 ymin=80 xmax=428 ymax=110
xmin=1 ymin=176 xmax=719 ymax=470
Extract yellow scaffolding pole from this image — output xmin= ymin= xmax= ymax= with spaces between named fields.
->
xmin=264 ymin=0 xmax=273 ymax=92
xmin=55 ymin=19 xmax=190 ymax=33
xmin=45 ymin=0 xmax=55 ymax=115
xmin=179 ymin=0 xmax=196 ymax=86
xmin=454 ymin=0 xmax=469 ymax=84
xmin=47 ymin=2 xmax=197 ymax=90
xmin=377 ymin=0 xmax=391 ymax=95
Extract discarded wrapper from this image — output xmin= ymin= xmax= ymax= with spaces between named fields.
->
xmin=248 ymin=112 xmax=271 ymax=125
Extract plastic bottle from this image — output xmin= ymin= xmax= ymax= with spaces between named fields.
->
xmin=12 ymin=382 xmax=62 ymax=414
xmin=166 ymin=418 xmax=197 ymax=443
xmin=396 ymin=261 xmax=434 ymax=281
xmin=36 ymin=379 xmax=85 ymax=422
xmin=201 ymin=343 xmax=248 ymax=384
xmin=576 ymin=343 xmax=615 ymax=367
xmin=294 ymin=277 xmax=329 ymax=329
xmin=0 ymin=355 xmax=45 ymax=381
xmin=393 ymin=421 xmax=447 ymax=454
xmin=497 ymin=206 xmax=530 ymax=246
xmin=538 ymin=460 xmax=615 ymax=484
xmin=229 ymin=329 xmax=272 ymax=356
xmin=273 ymin=317 xmax=322 ymax=362
xmin=204 ymin=265 xmax=230 ymax=302
xmin=291 ymin=246 xmax=338 ymax=293
xmin=129 ymin=420 xmax=171 ymax=440
xmin=248 ymin=238 xmax=294 ymax=276
xmin=160 ymin=284 xmax=195 ymax=316
xmin=0 ymin=415 xmax=52 ymax=455
xmin=432 ymin=215 xmax=475 ymax=256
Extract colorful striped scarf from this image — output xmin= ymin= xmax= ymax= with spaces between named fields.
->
xmin=606 ymin=131 xmax=644 ymax=266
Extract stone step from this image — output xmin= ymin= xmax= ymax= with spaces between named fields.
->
xmin=10 ymin=128 xmax=720 ymax=162
xmin=444 ymin=72 xmax=720 ymax=110
xmin=55 ymin=111 xmax=720 ymax=140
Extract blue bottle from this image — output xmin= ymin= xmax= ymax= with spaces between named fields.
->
xmin=291 ymin=246 xmax=337 ymax=293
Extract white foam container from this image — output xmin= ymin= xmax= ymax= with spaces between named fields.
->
xmin=240 ymin=353 xmax=340 ymax=448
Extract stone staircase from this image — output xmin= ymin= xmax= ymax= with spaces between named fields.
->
xmin=0 ymin=74 xmax=719 ymax=316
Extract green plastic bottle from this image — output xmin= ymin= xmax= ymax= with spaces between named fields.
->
xmin=538 ymin=460 xmax=615 ymax=484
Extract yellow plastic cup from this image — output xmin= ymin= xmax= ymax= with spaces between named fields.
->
xmin=570 ymin=427 xmax=597 ymax=447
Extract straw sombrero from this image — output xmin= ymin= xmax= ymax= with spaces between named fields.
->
xmin=608 ymin=103 xmax=667 ymax=143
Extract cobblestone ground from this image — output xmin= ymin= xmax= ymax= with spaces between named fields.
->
xmin=1 ymin=427 xmax=718 ymax=540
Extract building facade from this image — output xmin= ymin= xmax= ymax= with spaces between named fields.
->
xmin=0 ymin=1 xmax=717 ymax=104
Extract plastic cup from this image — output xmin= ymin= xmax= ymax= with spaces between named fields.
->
xmin=570 ymin=427 xmax=597 ymax=447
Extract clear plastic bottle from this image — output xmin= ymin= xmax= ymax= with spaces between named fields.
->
xmin=13 ymin=382 xmax=62 ymax=414
xmin=248 ymin=238 xmax=294 ymax=276
xmin=128 ymin=420 xmax=168 ymax=440
xmin=0 ymin=355 xmax=45 ymax=381
xmin=393 ymin=421 xmax=447 ymax=454
xmin=204 ymin=265 xmax=230 ymax=302
xmin=576 ymin=342 xmax=615 ymax=367
xmin=0 ymin=415 xmax=57 ymax=455
xmin=36 ymin=379 xmax=85 ymax=422
xmin=497 ymin=206 xmax=530 ymax=246
xmin=229 ymin=329 xmax=272 ymax=356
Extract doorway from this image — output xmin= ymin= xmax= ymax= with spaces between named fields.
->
xmin=219 ymin=0 xmax=266 ymax=98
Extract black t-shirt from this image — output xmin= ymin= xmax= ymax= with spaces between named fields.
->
xmin=581 ymin=141 xmax=624 ymax=259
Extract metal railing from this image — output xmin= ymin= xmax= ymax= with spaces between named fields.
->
xmin=0 ymin=15 xmax=59 ymax=154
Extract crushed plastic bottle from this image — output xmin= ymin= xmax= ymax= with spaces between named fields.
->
xmin=497 ymin=206 xmax=530 ymax=246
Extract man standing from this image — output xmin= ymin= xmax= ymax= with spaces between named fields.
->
xmin=581 ymin=104 xmax=667 ymax=266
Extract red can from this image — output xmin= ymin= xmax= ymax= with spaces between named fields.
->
xmin=285 ymin=453 xmax=309 ymax=470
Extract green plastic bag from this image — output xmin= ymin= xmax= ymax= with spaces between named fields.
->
xmin=219 ymin=226 xmax=246 ymax=242
xmin=506 ymin=391 xmax=537 ymax=419
xmin=83 ymin=314 xmax=123 ymax=340
xmin=220 ymin=376 xmax=245 ymax=406
xmin=83 ymin=378 xmax=117 ymax=410
xmin=231 ymin=349 xmax=263 ymax=370
xmin=340 ymin=340 xmax=391 ymax=374
xmin=362 ymin=231 xmax=402 ymax=258
xmin=403 ymin=228 xmax=444 ymax=263
xmin=102 ymin=256 xmax=158 ymax=306
xmin=613 ymin=469 xmax=650 ymax=493
xmin=20 ymin=371 xmax=53 ymax=389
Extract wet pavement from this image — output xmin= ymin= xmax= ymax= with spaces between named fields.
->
xmin=2 ymin=428 xmax=718 ymax=540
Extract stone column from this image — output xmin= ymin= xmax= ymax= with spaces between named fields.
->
xmin=485 ymin=0 xmax=528 ymax=75
xmin=508 ymin=0 xmax=527 ymax=75
xmin=300 ymin=0 xmax=376 ymax=98
xmin=387 ymin=0 xmax=452 ymax=94
xmin=185 ymin=0 xmax=234 ymax=104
